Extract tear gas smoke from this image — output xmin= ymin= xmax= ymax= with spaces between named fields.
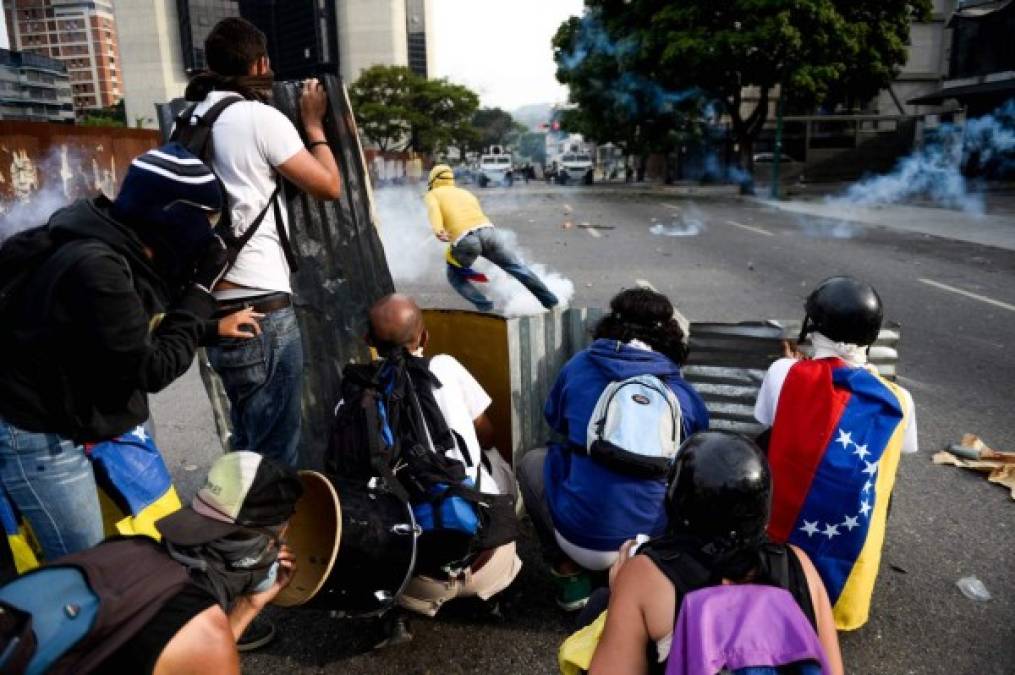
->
xmin=471 ymin=229 xmax=574 ymax=318
xmin=831 ymin=99 xmax=1015 ymax=214
xmin=649 ymin=202 xmax=705 ymax=237
xmin=373 ymin=186 xmax=446 ymax=284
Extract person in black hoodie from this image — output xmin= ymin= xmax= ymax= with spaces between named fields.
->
xmin=0 ymin=143 xmax=260 ymax=561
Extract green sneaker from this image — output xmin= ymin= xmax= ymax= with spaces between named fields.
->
xmin=550 ymin=567 xmax=592 ymax=611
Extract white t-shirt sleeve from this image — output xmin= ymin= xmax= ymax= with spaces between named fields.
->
xmin=900 ymin=388 xmax=919 ymax=454
xmin=255 ymin=104 xmax=305 ymax=167
xmin=754 ymin=358 xmax=797 ymax=427
xmin=437 ymin=355 xmax=492 ymax=419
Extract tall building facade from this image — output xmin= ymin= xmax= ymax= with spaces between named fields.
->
xmin=0 ymin=46 xmax=73 ymax=121
xmin=336 ymin=0 xmax=433 ymax=83
xmin=3 ymin=0 xmax=121 ymax=112
xmin=117 ymin=0 xmax=434 ymax=129
xmin=114 ymin=0 xmax=189 ymax=128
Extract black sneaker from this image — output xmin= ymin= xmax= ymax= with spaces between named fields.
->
xmin=237 ymin=616 xmax=276 ymax=652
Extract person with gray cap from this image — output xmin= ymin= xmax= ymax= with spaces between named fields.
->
xmin=0 ymin=142 xmax=260 ymax=562
xmin=0 ymin=451 xmax=302 ymax=675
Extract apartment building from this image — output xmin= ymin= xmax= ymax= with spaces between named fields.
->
xmin=0 ymin=46 xmax=73 ymax=122
xmin=3 ymin=0 xmax=121 ymax=112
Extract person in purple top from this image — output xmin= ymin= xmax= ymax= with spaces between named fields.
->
xmin=517 ymin=288 xmax=709 ymax=610
xmin=588 ymin=432 xmax=844 ymax=675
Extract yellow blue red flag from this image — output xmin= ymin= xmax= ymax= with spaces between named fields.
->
xmin=86 ymin=425 xmax=181 ymax=540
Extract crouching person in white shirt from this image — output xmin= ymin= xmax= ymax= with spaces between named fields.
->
xmin=367 ymin=294 xmax=522 ymax=617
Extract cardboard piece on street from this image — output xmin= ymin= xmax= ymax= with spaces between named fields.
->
xmin=934 ymin=434 xmax=1015 ymax=500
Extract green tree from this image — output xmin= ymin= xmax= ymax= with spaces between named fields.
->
xmin=349 ymin=65 xmax=479 ymax=154
xmin=470 ymin=107 xmax=524 ymax=152
xmin=554 ymin=0 xmax=930 ymax=187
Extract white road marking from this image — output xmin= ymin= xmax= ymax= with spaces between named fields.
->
xmin=918 ymin=278 xmax=1015 ymax=313
xmin=585 ymin=226 xmax=602 ymax=238
xmin=635 ymin=279 xmax=658 ymax=291
xmin=726 ymin=220 xmax=774 ymax=236
xmin=662 ymin=203 xmax=682 ymax=211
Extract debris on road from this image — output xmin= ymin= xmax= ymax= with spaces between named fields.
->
xmin=562 ymin=220 xmax=574 ymax=229
xmin=956 ymin=576 xmax=992 ymax=602
xmin=933 ymin=434 xmax=1015 ymax=500
xmin=563 ymin=203 xmax=573 ymax=215
xmin=577 ymin=223 xmax=615 ymax=230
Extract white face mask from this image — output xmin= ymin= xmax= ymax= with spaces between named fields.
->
xmin=810 ymin=332 xmax=868 ymax=366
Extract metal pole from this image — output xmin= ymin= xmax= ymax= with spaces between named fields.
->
xmin=771 ymin=84 xmax=785 ymax=200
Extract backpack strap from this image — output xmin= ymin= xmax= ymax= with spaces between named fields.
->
xmin=169 ymin=95 xmax=243 ymax=150
xmin=768 ymin=545 xmax=818 ymax=631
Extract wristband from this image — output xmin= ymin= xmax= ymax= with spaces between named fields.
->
xmin=308 ymin=140 xmax=329 ymax=150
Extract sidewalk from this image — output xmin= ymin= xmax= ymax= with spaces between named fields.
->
xmin=758 ymin=197 xmax=1015 ymax=252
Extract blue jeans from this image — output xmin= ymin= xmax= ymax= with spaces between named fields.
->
xmin=207 ymin=306 xmax=303 ymax=468
xmin=448 ymin=228 xmax=559 ymax=312
xmin=0 ymin=418 xmax=104 ymax=561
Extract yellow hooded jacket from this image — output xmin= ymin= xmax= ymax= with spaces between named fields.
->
xmin=424 ymin=168 xmax=491 ymax=242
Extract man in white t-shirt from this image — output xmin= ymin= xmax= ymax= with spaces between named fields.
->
xmin=367 ymin=294 xmax=522 ymax=617
xmin=181 ymin=18 xmax=342 ymax=469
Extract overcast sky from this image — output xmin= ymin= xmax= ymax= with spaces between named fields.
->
xmin=431 ymin=0 xmax=585 ymax=111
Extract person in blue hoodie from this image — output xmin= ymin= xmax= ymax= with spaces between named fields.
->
xmin=517 ymin=288 xmax=709 ymax=610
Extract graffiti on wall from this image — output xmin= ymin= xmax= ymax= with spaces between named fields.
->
xmin=0 ymin=122 xmax=158 ymax=239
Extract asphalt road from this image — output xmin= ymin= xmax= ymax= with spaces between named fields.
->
xmin=151 ymin=181 xmax=1015 ymax=674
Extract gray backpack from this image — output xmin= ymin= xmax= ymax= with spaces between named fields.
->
xmin=584 ymin=374 xmax=682 ymax=478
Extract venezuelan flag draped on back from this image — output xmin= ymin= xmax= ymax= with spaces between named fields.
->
xmin=86 ymin=425 xmax=182 ymax=540
xmin=766 ymin=358 xmax=907 ymax=630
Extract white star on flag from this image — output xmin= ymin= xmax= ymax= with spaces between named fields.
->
xmin=863 ymin=480 xmax=873 ymax=493
xmin=859 ymin=500 xmax=872 ymax=517
xmin=836 ymin=428 xmax=852 ymax=449
xmin=800 ymin=520 xmax=820 ymax=537
xmin=842 ymin=515 xmax=860 ymax=531
xmin=852 ymin=443 xmax=870 ymax=460
xmin=131 ymin=425 xmax=149 ymax=443
xmin=822 ymin=523 xmax=840 ymax=539
xmin=862 ymin=460 xmax=879 ymax=477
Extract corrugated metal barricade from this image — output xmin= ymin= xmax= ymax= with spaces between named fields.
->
xmin=158 ymin=76 xmax=394 ymax=468
xmin=422 ymin=309 xmax=901 ymax=464
xmin=684 ymin=321 xmax=900 ymax=437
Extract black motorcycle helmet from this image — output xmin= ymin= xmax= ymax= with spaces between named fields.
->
xmin=665 ymin=432 xmax=771 ymax=553
xmin=799 ymin=276 xmax=883 ymax=346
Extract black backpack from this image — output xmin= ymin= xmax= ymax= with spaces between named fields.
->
xmin=168 ymin=95 xmax=299 ymax=272
xmin=326 ymin=350 xmax=518 ymax=576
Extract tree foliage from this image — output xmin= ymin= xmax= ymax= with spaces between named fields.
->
xmin=349 ymin=65 xmax=480 ymax=154
xmin=553 ymin=0 xmax=931 ymax=176
xmin=470 ymin=107 xmax=525 ymax=152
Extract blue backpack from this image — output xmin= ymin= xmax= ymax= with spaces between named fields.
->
xmin=585 ymin=374 xmax=683 ymax=477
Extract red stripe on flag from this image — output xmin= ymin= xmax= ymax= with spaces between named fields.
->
xmin=766 ymin=358 xmax=851 ymax=541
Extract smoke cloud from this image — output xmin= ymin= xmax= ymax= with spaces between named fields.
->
xmin=471 ymin=228 xmax=574 ymax=318
xmin=831 ymin=99 xmax=1015 ymax=214
xmin=374 ymin=185 xmax=446 ymax=284
xmin=649 ymin=202 xmax=705 ymax=237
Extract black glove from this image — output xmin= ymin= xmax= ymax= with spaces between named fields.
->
xmin=192 ymin=235 xmax=229 ymax=293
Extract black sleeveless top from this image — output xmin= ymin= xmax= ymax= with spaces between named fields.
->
xmin=639 ymin=541 xmax=816 ymax=673
xmin=95 ymin=584 xmax=217 ymax=674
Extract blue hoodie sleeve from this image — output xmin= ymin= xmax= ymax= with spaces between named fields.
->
xmin=668 ymin=378 xmax=710 ymax=437
xmin=544 ymin=364 xmax=568 ymax=436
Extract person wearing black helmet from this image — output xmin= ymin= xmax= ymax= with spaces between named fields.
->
xmin=753 ymin=276 xmax=917 ymax=631
xmin=585 ymin=432 xmax=843 ymax=674
xmin=0 ymin=143 xmax=261 ymax=562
